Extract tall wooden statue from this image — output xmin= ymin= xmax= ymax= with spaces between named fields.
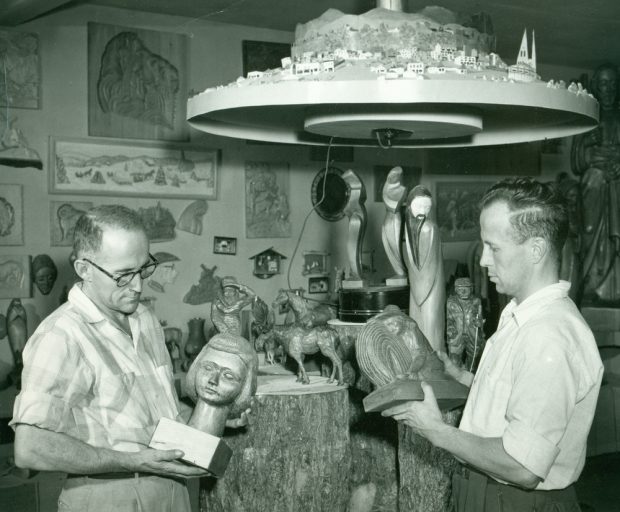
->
xmin=342 ymin=169 xmax=367 ymax=285
xmin=7 ymin=298 xmax=27 ymax=388
xmin=403 ymin=186 xmax=445 ymax=352
xmin=382 ymin=166 xmax=407 ymax=286
xmin=571 ymin=63 xmax=620 ymax=303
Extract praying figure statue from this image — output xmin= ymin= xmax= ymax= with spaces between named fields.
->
xmin=185 ymin=333 xmax=258 ymax=437
xmin=403 ymin=186 xmax=445 ymax=352
xmin=381 ymin=166 xmax=407 ymax=285
xmin=571 ymin=63 xmax=620 ymax=303
xmin=446 ymin=277 xmax=485 ymax=372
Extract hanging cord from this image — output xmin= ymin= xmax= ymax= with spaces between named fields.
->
xmin=286 ymin=138 xmax=334 ymax=296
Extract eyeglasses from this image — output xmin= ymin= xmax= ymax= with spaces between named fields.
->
xmin=83 ymin=253 xmax=159 ymax=287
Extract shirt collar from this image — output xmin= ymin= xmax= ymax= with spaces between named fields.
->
xmin=501 ymin=280 xmax=571 ymax=328
xmin=68 ymin=282 xmax=147 ymax=325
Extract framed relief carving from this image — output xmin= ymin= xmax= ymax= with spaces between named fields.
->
xmin=0 ymin=30 xmax=40 ymax=109
xmin=50 ymin=200 xmax=93 ymax=247
xmin=88 ymin=22 xmax=189 ymax=141
xmin=0 ymin=184 xmax=24 ymax=246
xmin=0 ymin=254 xmax=31 ymax=298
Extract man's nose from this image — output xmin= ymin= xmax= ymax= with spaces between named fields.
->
xmin=129 ymin=272 xmax=143 ymax=292
xmin=479 ymin=246 xmax=491 ymax=268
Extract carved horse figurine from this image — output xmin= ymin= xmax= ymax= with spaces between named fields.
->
xmin=255 ymin=290 xmax=343 ymax=386
xmin=274 ymin=288 xmax=336 ymax=328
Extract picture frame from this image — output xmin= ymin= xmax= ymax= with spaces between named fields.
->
xmin=49 ymin=137 xmax=218 ymax=199
xmin=434 ymin=181 xmax=495 ymax=242
xmin=0 ymin=254 xmax=31 ymax=298
xmin=0 ymin=31 xmax=40 ymax=109
xmin=245 ymin=161 xmax=291 ymax=238
xmin=0 ymin=184 xmax=24 ymax=246
xmin=50 ymin=200 xmax=93 ymax=246
xmin=308 ymin=276 xmax=329 ymax=294
xmin=88 ymin=22 xmax=189 ymax=141
xmin=373 ymin=165 xmax=422 ymax=202
xmin=242 ymin=40 xmax=290 ymax=78
xmin=302 ymin=251 xmax=328 ymax=276
xmin=213 ymin=236 xmax=237 ymax=255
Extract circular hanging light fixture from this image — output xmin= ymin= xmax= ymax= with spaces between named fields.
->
xmin=187 ymin=2 xmax=599 ymax=148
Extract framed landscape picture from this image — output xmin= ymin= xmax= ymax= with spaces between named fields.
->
xmin=49 ymin=137 xmax=218 ymax=199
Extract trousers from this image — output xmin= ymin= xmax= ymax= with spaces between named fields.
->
xmin=452 ymin=467 xmax=582 ymax=512
xmin=58 ymin=474 xmax=192 ymax=512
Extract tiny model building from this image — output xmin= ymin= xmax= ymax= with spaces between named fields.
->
xmin=249 ymin=247 xmax=286 ymax=279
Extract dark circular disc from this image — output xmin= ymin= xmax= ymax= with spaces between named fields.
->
xmin=311 ymin=166 xmax=350 ymax=222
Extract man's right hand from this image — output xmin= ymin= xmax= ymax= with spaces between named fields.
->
xmin=128 ymin=448 xmax=211 ymax=478
xmin=436 ymin=350 xmax=473 ymax=388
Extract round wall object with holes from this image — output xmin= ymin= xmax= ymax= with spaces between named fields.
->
xmin=311 ymin=167 xmax=350 ymax=222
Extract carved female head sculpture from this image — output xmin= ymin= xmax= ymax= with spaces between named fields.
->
xmin=32 ymin=254 xmax=58 ymax=295
xmin=186 ymin=333 xmax=258 ymax=419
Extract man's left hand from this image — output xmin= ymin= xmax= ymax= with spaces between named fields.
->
xmin=381 ymin=381 xmax=444 ymax=437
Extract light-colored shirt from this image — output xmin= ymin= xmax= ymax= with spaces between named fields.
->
xmin=459 ymin=281 xmax=603 ymax=490
xmin=11 ymin=284 xmax=182 ymax=452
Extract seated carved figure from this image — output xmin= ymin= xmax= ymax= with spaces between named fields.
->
xmin=356 ymin=305 xmax=467 ymax=412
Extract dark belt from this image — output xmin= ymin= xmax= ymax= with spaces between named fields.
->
xmin=67 ymin=472 xmax=152 ymax=480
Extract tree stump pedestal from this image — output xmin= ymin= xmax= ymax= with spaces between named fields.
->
xmin=200 ymin=374 xmax=350 ymax=512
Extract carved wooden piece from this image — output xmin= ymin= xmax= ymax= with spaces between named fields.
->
xmin=356 ymin=307 xmax=467 ymax=413
xmin=403 ymin=187 xmax=446 ymax=352
xmin=342 ymin=169 xmax=367 ymax=281
xmin=7 ymin=298 xmax=27 ymax=368
xmin=382 ymin=166 xmax=407 ymax=280
xmin=201 ymin=379 xmax=350 ymax=512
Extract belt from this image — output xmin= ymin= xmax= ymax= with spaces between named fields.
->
xmin=67 ymin=472 xmax=152 ymax=480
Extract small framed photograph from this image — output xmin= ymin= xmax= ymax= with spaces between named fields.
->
xmin=308 ymin=276 xmax=329 ymax=294
xmin=213 ymin=236 xmax=237 ymax=255
xmin=302 ymin=251 xmax=328 ymax=276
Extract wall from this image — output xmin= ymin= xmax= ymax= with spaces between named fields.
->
xmin=0 ymin=4 xmax=592 ymax=380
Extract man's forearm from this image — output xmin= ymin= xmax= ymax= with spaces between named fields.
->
xmin=427 ymin=423 xmax=541 ymax=489
xmin=14 ymin=424 xmax=133 ymax=474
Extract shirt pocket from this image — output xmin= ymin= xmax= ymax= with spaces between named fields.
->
xmin=96 ymin=371 xmax=153 ymax=427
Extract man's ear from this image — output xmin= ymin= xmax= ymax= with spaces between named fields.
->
xmin=530 ymin=237 xmax=548 ymax=264
xmin=74 ymin=259 xmax=90 ymax=281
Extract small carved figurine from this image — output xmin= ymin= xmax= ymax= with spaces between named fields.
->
xmin=32 ymin=254 xmax=58 ymax=295
xmin=446 ymin=277 xmax=485 ymax=372
xmin=211 ymin=276 xmax=256 ymax=336
xmin=163 ymin=326 xmax=183 ymax=373
xmin=7 ymin=298 xmax=27 ymax=387
xmin=185 ymin=333 xmax=258 ymax=437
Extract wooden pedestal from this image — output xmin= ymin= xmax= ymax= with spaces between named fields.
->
xmin=200 ymin=375 xmax=350 ymax=512
xmin=398 ymin=409 xmax=461 ymax=512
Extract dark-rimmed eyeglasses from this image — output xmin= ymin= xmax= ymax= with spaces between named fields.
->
xmin=82 ymin=253 xmax=159 ymax=287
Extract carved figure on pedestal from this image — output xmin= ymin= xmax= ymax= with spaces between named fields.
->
xmin=211 ymin=276 xmax=256 ymax=336
xmin=403 ymin=186 xmax=445 ymax=352
xmin=381 ymin=166 xmax=407 ymax=284
xmin=446 ymin=277 xmax=485 ymax=372
xmin=571 ymin=63 xmax=620 ymax=303
xmin=342 ymin=170 xmax=367 ymax=284
xmin=255 ymin=290 xmax=343 ymax=385
xmin=31 ymin=254 xmax=58 ymax=295
xmin=7 ymin=298 xmax=27 ymax=387
xmin=185 ymin=333 xmax=258 ymax=437
xmin=355 ymin=305 xmax=467 ymax=412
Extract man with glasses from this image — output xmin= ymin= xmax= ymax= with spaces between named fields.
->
xmin=11 ymin=205 xmax=206 ymax=511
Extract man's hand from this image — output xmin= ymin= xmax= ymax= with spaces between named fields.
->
xmin=130 ymin=448 xmax=211 ymax=479
xmin=436 ymin=350 xmax=473 ymax=387
xmin=381 ymin=382 xmax=445 ymax=440
xmin=225 ymin=407 xmax=252 ymax=429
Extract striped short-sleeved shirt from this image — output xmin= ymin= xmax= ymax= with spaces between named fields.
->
xmin=11 ymin=283 xmax=182 ymax=452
